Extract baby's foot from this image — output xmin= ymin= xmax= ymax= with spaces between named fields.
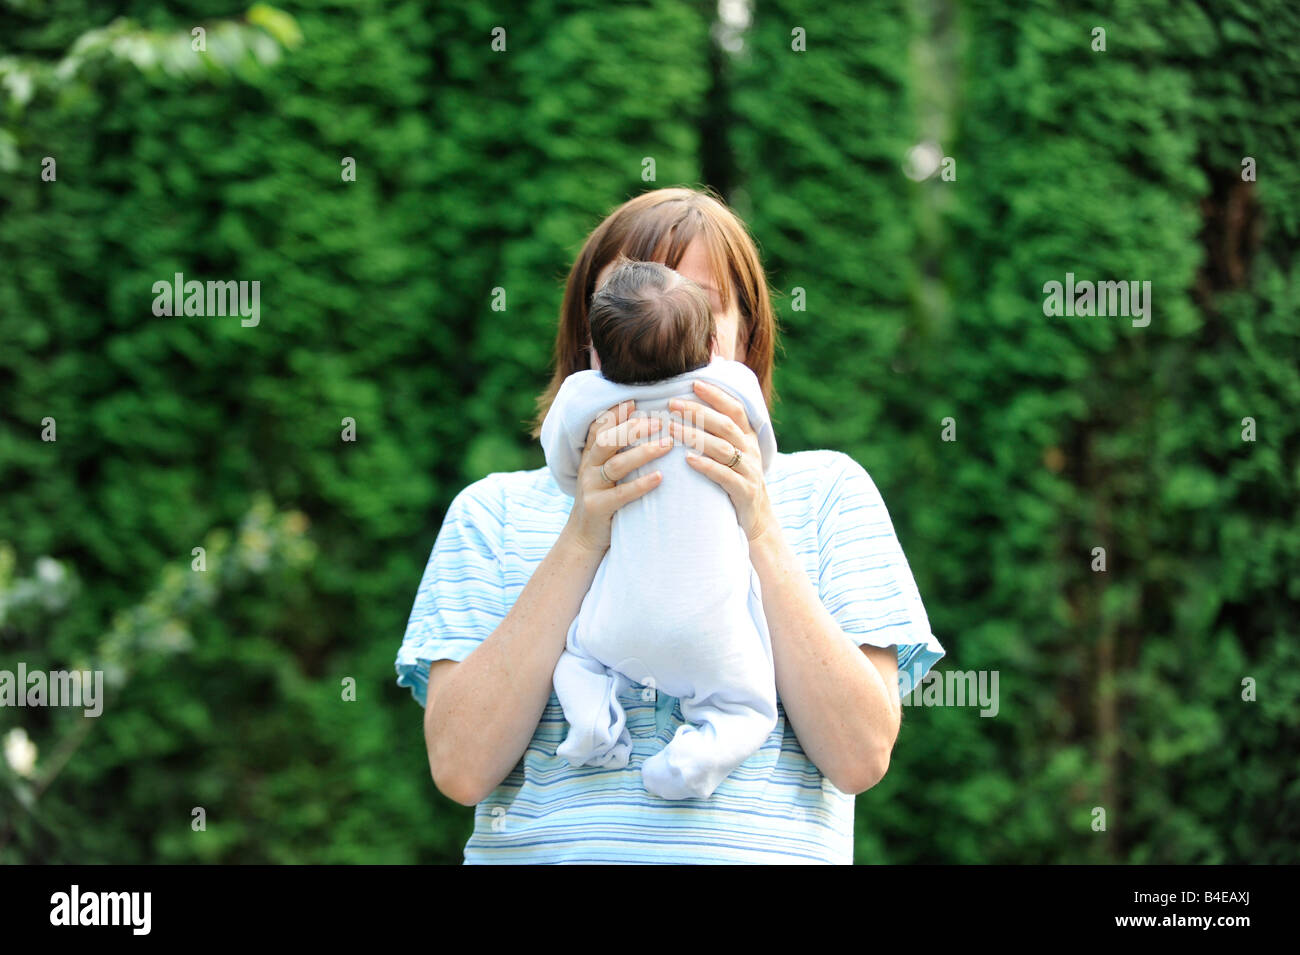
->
xmin=557 ymin=725 xmax=631 ymax=770
xmin=641 ymin=731 xmax=719 ymax=799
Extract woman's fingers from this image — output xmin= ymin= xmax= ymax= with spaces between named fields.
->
xmin=689 ymin=379 xmax=750 ymax=433
xmin=668 ymin=416 xmax=745 ymax=470
xmin=683 ymin=446 xmax=745 ymax=492
xmin=569 ymin=400 xmax=671 ymax=554
xmin=668 ymin=395 xmax=749 ymax=450
xmin=587 ymin=399 xmax=634 ymax=452
xmin=601 ymin=431 xmax=673 ymax=482
xmin=592 ymin=410 xmax=661 ymax=466
xmin=612 ymin=468 xmax=664 ymax=504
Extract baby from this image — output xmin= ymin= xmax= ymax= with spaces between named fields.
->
xmin=539 ymin=259 xmax=779 ymax=800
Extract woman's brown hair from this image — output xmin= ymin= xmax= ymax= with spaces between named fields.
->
xmin=528 ymin=186 xmax=781 ymax=439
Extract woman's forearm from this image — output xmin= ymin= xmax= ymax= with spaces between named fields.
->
xmin=425 ymin=521 xmax=605 ymax=805
xmin=747 ymin=523 xmax=900 ymax=794
xmin=665 ymin=382 xmax=900 ymax=791
xmin=426 ymin=405 xmax=667 ymax=805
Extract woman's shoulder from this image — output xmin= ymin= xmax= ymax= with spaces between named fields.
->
xmin=448 ymin=467 xmax=569 ymax=521
xmin=771 ymin=448 xmax=861 ymax=487
xmin=769 ymin=449 xmax=884 ymax=517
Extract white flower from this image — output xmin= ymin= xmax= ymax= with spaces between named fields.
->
xmin=902 ymin=141 xmax=943 ymax=182
xmin=3 ymin=727 xmax=38 ymax=778
xmin=35 ymin=556 xmax=64 ymax=586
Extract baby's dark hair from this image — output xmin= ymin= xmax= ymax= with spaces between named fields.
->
xmin=588 ymin=258 xmax=714 ymax=385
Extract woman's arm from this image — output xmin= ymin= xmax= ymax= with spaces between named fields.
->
xmin=423 ymin=525 xmax=602 ymax=806
xmin=424 ymin=401 xmax=672 ymax=806
xmin=669 ymin=381 xmax=901 ymax=795
xmin=745 ymin=526 xmax=900 ymax=794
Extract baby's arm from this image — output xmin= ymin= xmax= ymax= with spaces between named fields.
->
xmin=541 ymin=372 xmax=623 ymax=497
xmin=539 ymin=377 xmax=589 ymax=497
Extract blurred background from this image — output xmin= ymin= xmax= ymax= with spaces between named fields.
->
xmin=1 ymin=0 xmax=1296 ymax=864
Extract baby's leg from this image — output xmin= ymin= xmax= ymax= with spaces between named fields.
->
xmin=640 ymin=684 xmax=777 ymax=800
xmin=641 ymin=573 xmax=777 ymax=799
xmin=553 ymin=643 xmax=632 ymax=770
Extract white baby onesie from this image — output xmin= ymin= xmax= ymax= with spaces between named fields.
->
xmin=539 ymin=356 xmax=779 ymax=799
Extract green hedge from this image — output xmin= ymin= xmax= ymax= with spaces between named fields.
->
xmin=0 ymin=0 xmax=1294 ymax=862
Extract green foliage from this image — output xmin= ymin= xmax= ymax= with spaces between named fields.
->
xmin=0 ymin=4 xmax=300 ymax=170
xmin=0 ymin=0 xmax=1295 ymax=863
xmin=732 ymin=0 xmax=1299 ymax=862
xmin=0 ymin=497 xmax=315 ymax=860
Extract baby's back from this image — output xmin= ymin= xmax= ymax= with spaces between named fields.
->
xmin=577 ymin=393 xmax=754 ymax=686
xmin=607 ymin=394 xmax=750 ymax=613
xmin=539 ymin=360 xmax=777 ymax=678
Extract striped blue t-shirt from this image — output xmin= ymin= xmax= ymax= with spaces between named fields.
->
xmin=396 ymin=449 xmax=945 ymax=864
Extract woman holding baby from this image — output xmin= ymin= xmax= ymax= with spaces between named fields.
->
xmin=396 ymin=186 xmax=945 ymax=864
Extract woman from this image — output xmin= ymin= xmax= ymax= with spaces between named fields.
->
xmin=396 ymin=186 xmax=945 ymax=863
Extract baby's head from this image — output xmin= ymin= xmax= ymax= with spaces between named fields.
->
xmin=588 ymin=258 xmax=715 ymax=385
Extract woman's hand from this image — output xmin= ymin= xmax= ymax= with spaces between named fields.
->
xmin=669 ymin=381 xmax=777 ymax=544
xmin=564 ymin=399 xmax=673 ymax=555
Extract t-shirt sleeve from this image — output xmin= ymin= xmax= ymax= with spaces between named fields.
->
xmin=816 ymin=453 xmax=946 ymax=699
xmin=394 ymin=479 xmax=509 ymax=708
